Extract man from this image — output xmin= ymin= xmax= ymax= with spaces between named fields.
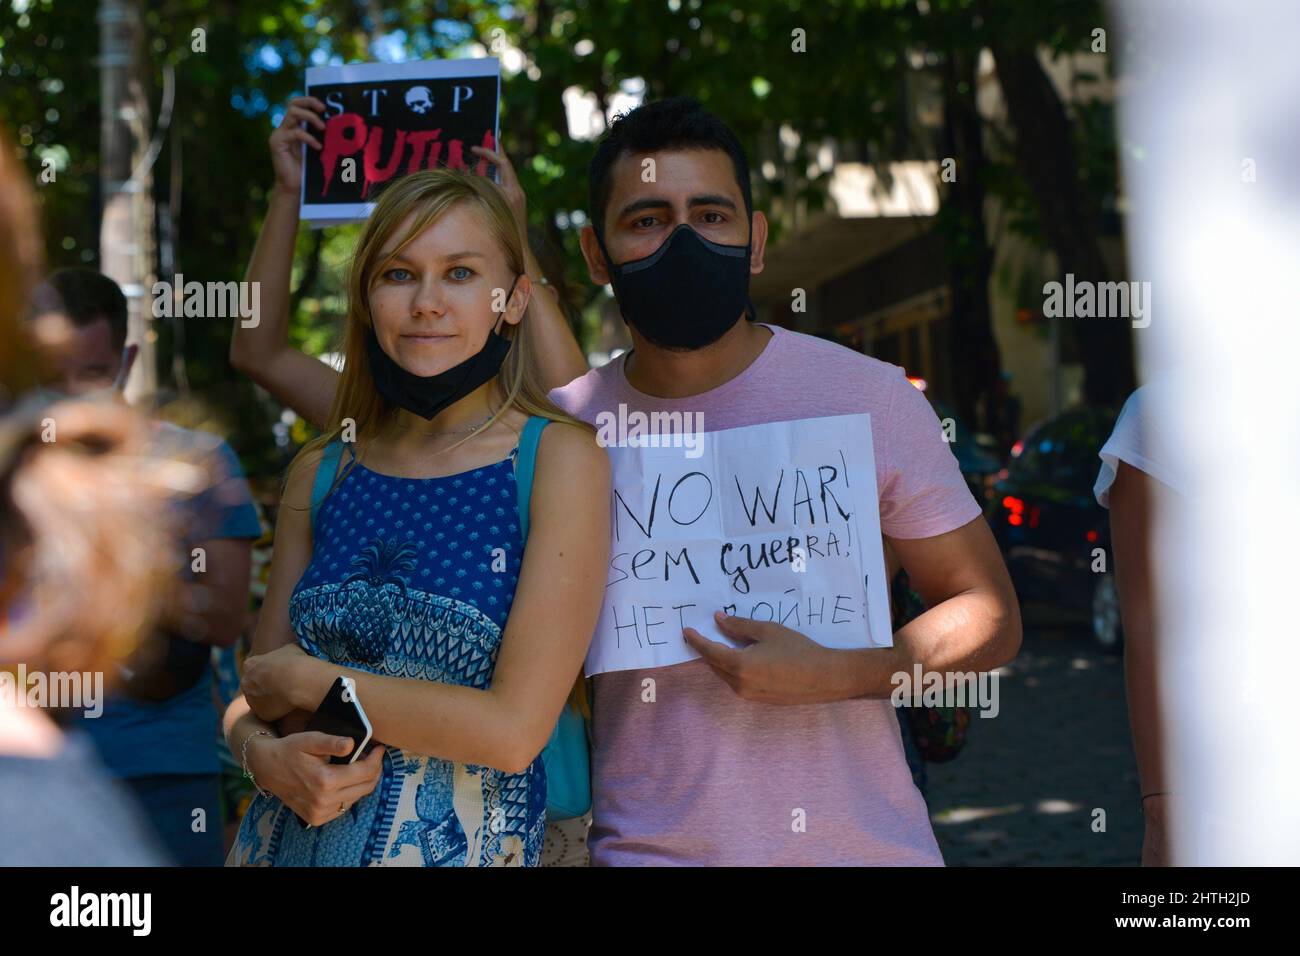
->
xmin=551 ymin=97 xmax=1019 ymax=865
xmin=29 ymin=269 xmax=262 ymax=865
xmin=231 ymin=97 xmax=1021 ymax=865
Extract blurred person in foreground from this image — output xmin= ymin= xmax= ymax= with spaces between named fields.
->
xmin=0 ymin=127 xmax=174 ymax=865
xmin=25 ymin=269 xmax=262 ymax=866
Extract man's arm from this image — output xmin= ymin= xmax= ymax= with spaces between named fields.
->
xmin=472 ymin=144 xmax=588 ymax=390
xmin=865 ymin=516 xmax=1021 ymax=691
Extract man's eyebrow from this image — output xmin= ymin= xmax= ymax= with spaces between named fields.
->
xmin=687 ymin=194 xmax=737 ymax=211
xmin=615 ymin=194 xmax=739 ymax=220
xmin=615 ymin=197 xmax=673 ymax=220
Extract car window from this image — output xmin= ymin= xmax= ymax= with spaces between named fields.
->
xmin=1052 ymin=416 xmax=1107 ymax=492
xmin=1012 ymin=412 xmax=1114 ymax=491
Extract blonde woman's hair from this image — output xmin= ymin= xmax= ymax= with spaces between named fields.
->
xmin=296 ymin=168 xmax=593 ymax=716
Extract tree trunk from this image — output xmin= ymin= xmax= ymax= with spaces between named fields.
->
xmin=990 ymin=43 xmax=1135 ymax=406
xmin=940 ymin=47 xmax=1003 ymax=437
xmin=98 ymin=0 xmax=155 ymax=401
xmin=289 ymin=229 xmax=325 ymax=316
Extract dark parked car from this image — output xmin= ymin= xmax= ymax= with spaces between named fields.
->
xmin=987 ymin=407 xmax=1122 ymax=651
xmin=930 ymin=400 xmax=1004 ymax=507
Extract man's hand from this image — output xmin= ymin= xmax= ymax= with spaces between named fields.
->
xmin=244 ymin=731 xmax=386 ymax=827
xmin=683 ymin=610 xmax=859 ymax=704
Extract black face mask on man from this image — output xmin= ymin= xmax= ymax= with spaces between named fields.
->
xmin=596 ymin=222 xmax=753 ymax=350
xmin=366 ymin=275 xmax=518 ymax=421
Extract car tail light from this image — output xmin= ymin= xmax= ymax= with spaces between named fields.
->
xmin=1002 ymin=495 xmax=1025 ymax=526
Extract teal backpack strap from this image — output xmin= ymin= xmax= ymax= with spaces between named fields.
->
xmin=310 ymin=440 xmax=346 ymax=530
xmin=513 ymin=415 xmax=593 ymax=821
xmin=513 ymin=416 xmax=549 ymax=542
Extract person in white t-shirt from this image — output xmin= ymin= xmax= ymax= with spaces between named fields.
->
xmin=1094 ymin=381 xmax=1183 ymax=866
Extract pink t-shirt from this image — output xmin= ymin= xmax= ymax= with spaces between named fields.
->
xmin=549 ymin=323 xmax=982 ymax=865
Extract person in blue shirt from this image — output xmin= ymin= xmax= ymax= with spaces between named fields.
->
xmin=29 ymin=268 xmax=262 ymax=865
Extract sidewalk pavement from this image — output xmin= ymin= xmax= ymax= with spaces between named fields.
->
xmin=926 ymin=606 xmax=1144 ymax=866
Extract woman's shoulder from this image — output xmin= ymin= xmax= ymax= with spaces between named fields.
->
xmin=534 ymin=417 xmax=609 ymax=483
xmin=535 ymin=416 xmax=602 ymax=453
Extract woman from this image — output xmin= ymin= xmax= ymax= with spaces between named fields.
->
xmin=228 ymin=97 xmax=598 ymax=866
xmin=223 ymin=164 xmax=610 ymax=867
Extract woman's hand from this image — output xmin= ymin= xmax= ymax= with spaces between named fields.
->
xmin=242 ymin=643 xmax=317 ymax=722
xmin=245 ymin=731 xmax=387 ymax=827
xmin=270 ymin=96 xmax=327 ymax=198
xmin=471 ymin=144 xmax=528 ymax=239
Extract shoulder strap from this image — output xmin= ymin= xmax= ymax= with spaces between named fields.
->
xmin=513 ymin=416 xmax=550 ymax=543
xmin=310 ymin=440 xmax=346 ymax=529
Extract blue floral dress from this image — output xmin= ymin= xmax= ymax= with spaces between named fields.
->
xmin=233 ymin=449 xmax=546 ymax=866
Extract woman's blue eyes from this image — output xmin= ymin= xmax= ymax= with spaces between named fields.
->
xmin=381 ymin=266 xmax=475 ymax=282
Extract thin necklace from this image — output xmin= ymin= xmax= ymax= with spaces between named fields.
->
xmin=413 ymin=412 xmax=495 ymax=438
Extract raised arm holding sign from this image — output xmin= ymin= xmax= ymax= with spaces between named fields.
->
xmin=230 ymin=59 xmax=585 ymax=427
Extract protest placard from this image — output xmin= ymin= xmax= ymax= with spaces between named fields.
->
xmin=301 ymin=58 xmax=500 ymax=225
xmin=585 ymin=413 xmax=893 ymax=677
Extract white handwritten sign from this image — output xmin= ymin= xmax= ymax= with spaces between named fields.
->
xmin=584 ymin=413 xmax=892 ymax=677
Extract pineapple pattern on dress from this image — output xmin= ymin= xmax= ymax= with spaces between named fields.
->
xmin=233 ymin=451 xmax=546 ymax=867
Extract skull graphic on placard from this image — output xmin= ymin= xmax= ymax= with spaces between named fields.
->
xmin=405 ymin=86 xmax=433 ymax=115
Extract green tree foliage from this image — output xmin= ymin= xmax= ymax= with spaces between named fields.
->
xmin=1 ymin=0 xmax=1122 ymax=472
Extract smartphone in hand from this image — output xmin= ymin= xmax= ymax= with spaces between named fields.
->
xmin=304 ymin=675 xmax=372 ymax=765
xmin=295 ymin=675 xmax=373 ymax=829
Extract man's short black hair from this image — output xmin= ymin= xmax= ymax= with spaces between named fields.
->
xmin=30 ymin=268 xmax=128 ymax=351
xmin=588 ymin=96 xmax=753 ymax=240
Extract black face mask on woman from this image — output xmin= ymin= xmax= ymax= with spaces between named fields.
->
xmin=596 ymin=222 xmax=753 ymax=350
xmin=366 ymin=275 xmax=518 ymax=420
